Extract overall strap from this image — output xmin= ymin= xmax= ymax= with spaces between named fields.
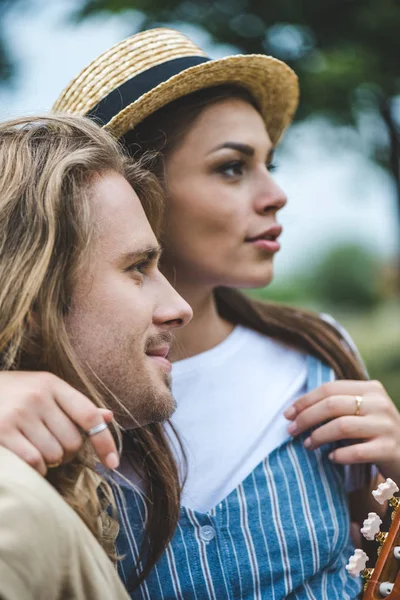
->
xmin=306 ymin=354 xmax=335 ymax=391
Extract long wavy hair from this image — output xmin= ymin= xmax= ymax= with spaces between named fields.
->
xmin=121 ymin=84 xmax=369 ymax=586
xmin=0 ymin=114 xmax=182 ymax=566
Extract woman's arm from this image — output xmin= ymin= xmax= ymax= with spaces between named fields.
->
xmin=0 ymin=371 xmax=118 ymax=474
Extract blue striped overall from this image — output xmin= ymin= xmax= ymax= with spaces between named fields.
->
xmin=114 ymin=356 xmax=362 ymax=599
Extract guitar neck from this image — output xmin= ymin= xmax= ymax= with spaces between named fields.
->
xmin=364 ymin=503 xmax=400 ymax=599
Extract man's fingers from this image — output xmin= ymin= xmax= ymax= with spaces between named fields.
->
xmin=2 ymin=433 xmax=48 ymax=476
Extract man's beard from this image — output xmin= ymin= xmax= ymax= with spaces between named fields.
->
xmin=97 ymin=332 xmax=176 ymax=429
xmin=98 ymin=369 xmax=175 ymax=429
xmin=69 ymin=325 xmax=176 ymax=429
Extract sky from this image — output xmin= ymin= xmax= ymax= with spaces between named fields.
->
xmin=0 ymin=0 xmax=397 ymax=282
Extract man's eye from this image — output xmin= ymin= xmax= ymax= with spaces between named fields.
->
xmin=217 ymin=160 xmax=245 ymax=178
xmin=126 ymin=260 xmax=151 ymax=275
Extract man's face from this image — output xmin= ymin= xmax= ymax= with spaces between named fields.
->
xmin=66 ymin=170 xmax=192 ymax=428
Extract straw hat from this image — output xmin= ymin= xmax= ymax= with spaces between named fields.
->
xmin=53 ymin=28 xmax=299 ymax=146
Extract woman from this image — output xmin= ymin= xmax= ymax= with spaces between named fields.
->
xmin=2 ymin=29 xmax=400 ymax=599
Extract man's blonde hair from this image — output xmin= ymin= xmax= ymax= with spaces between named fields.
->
xmin=0 ymin=114 xmax=163 ymax=557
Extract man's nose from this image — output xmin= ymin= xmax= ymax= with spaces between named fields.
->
xmin=153 ymin=275 xmax=193 ymax=330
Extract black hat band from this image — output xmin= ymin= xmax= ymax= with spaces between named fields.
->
xmin=86 ymin=55 xmax=210 ymax=125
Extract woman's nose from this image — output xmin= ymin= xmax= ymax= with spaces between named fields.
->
xmin=255 ymin=175 xmax=287 ymax=215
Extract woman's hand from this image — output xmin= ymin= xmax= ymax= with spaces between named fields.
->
xmin=284 ymin=380 xmax=400 ymax=482
xmin=0 ymin=371 xmax=119 ymax=476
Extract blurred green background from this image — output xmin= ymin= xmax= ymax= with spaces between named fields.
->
xmin=0 ymin=0 xmax=399 ymax=404
xmin=249 ymin=244 xmax=400 ymax=405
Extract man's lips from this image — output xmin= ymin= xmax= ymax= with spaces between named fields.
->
xmin=146 ymin=345 xmax=170 ymax=358
xmin=245 ymin=224 xmax=282 ymax=253
xmin=145 ymin=345 xmax=172 ymax=372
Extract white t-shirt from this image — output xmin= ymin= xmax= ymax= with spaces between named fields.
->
xmin=169 ymin=324 xmax=365 ymax=513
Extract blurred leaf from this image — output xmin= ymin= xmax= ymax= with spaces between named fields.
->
xmin=249 ymin=243 xmax=383 ymax=311
xmin=310 ymin=244 xmax=381 ymax=309
xmin=0 ymin=0 xmax=25 ymax=83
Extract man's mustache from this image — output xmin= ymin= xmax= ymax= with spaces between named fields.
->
xmin=144 ymin=331 xmax=174 ymax=354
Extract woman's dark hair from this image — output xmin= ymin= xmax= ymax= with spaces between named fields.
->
xmin=122 ymin=84 xmax=367 ymax=590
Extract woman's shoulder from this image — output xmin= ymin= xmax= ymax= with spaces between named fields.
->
xmin=319 ymin=312 xmax=367 ymax=372
xmin=319 ymin=313 xmax=357 ymax=351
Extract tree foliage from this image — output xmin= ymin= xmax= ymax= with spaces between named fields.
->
xmin=75 ymin=0 xmax=400 ymax=240
xmin=73 ymin=0 xmax=400 ymax=121
xmin=1 ymin=0 xmax=399 ymax=255
xmin=252 ymin=244 xmax=383 ymax=310
xmin=0 ymin=0 xmax=22 ymax=84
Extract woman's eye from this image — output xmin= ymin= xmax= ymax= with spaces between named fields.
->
xmin=267 ymin=162 xmax=277 ymax=172
xmin=217 ymin=160 xmax=245 ymax=178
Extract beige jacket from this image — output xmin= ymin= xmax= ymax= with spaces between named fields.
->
xmin=0 ymin=446 xmax=130 ymax=600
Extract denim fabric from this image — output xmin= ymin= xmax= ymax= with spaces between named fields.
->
xmin=115 ymin=356 xmax=362 ymax=599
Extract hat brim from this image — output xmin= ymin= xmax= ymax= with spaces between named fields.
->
xmin=103 ymin=54 xmax=299 ymax=146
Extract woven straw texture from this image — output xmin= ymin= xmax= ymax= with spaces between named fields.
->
xmin=53 ymin=28 xmax=299 ymax=146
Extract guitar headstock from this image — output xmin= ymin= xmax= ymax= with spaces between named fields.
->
xmin=347 ymin=478 xmax=400 ymax=598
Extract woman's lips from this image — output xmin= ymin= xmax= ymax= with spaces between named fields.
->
xmin=249 ymin=238 xmax=281 ymax=253
xmin=245 ymin=225 xmax=282 ymax=253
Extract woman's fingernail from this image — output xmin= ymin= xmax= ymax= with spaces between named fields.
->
xmin=105 ymin=452 xmax=119 ymax=470
xmin=284 ymin=406 xmax=296 ymax=419
xmin=287 ymin=422 xmax=298 ymax=435
xmin=304 ymin=437 xmax=312 ymax=449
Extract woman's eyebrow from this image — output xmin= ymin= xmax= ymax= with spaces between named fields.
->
xmin=208 ymin=142 xmax=274 ymax=162
xmin=208 ymin=142 xmax=255 ymax=156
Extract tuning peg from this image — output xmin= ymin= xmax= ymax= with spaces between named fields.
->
xmin=361 ymin=512 xmax=382 ymax=541
xmin=379 ymin=582 xmax=394 ymax=597
xmin=346 ymin=549 xmax=369 ymax=577
xmin=372 ymin=478 xmax=399 ymax=505
xmin=394 ymin=546 xmax=400 ymax=560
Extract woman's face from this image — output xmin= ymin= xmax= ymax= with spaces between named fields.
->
xmin=162 ymin=98 xmax=287 ymax=290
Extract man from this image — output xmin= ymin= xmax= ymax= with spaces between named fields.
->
xmin=0 ymin=114 xmax=191 ymax=599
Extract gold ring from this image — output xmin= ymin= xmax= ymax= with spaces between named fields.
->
xmin=47 ymin=460 xmax=62 ymax=469
xmin=354 ymin=395 xmax=363 ymax=416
